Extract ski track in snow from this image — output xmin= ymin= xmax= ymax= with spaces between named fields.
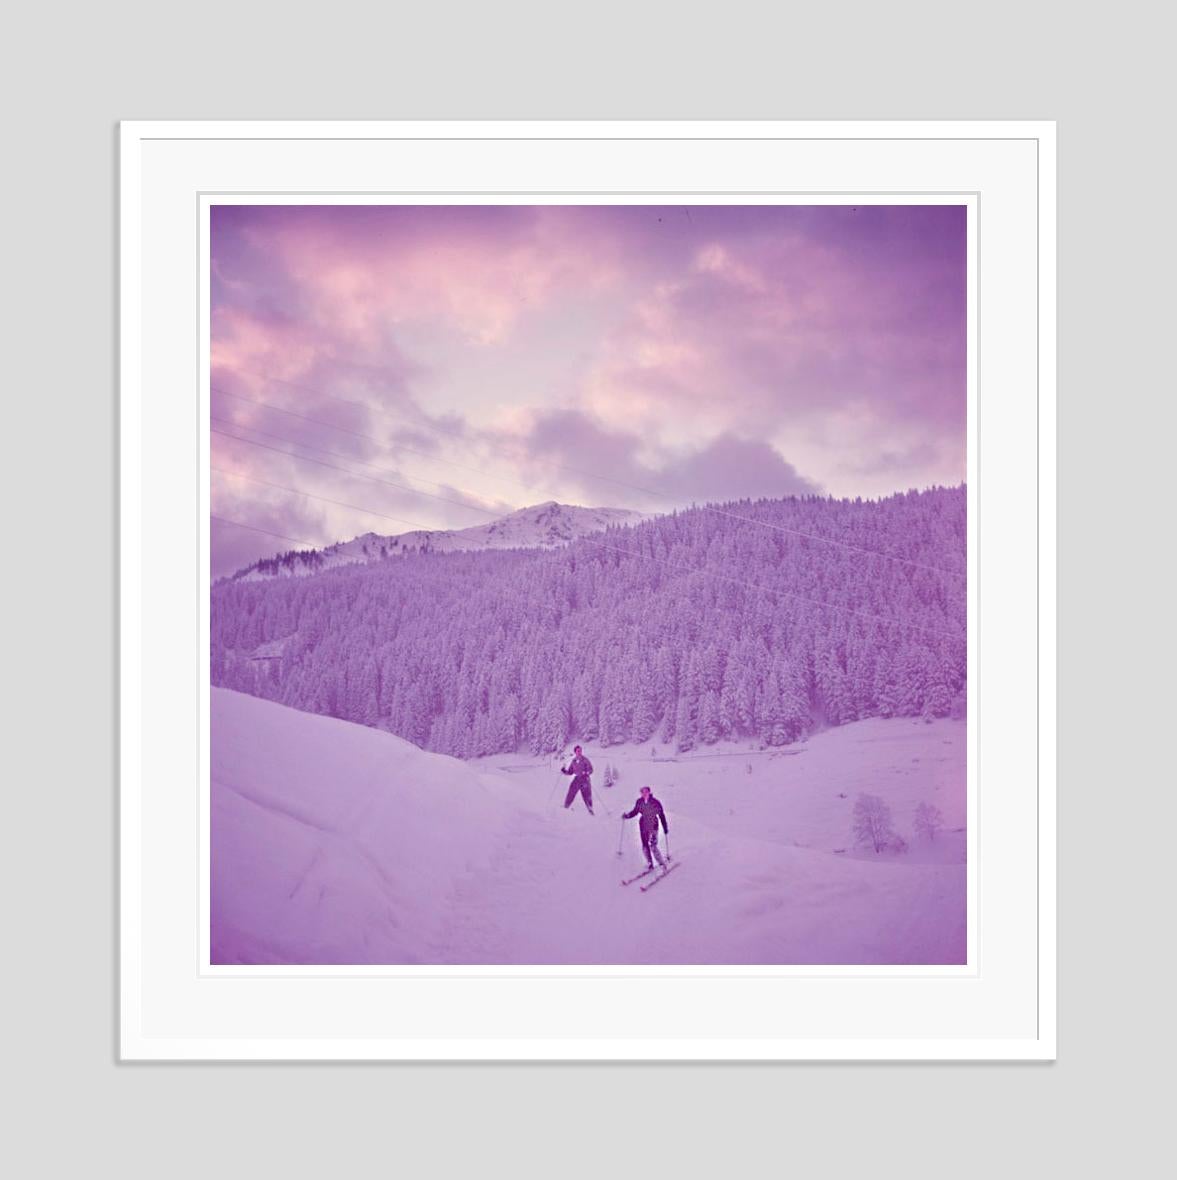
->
xmin=211 ymin=688 xmax=966 ymax=966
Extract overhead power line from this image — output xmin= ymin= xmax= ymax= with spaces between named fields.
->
xmin=210 ymin=469 xmax=960 ymax=639
xmin=576 ymin=536 xmax=961 ymax=640
xmin=210 ymin=515 xmax=321 ymax=549
xmin=211 ymin=412 xmax=510 ymax=513
xmin=212 ymin=371 xmax=965 ymax=579
xmin=212 ymin=385 xmax=538 ymax=497
xmin=212 ymin=420 xmax=501 ymax=520
xmin=212 ymin=467 xmax=438 ymax=532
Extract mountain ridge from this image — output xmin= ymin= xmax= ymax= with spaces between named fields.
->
xmin=228 ymin=500 xmax=647 ymax=582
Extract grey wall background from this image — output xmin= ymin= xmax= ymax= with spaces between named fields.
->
xmin=5 ymin=2 xmax=1168 ymax=1175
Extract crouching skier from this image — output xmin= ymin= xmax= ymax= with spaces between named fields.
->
xmin=622 ymin=786 xmax=669 ymax=871
xmin=561 ymin=745 xmax=595 ymax=815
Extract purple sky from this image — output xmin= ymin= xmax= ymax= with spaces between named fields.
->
xmin=210 ymin=204 xmax=966 ymax=577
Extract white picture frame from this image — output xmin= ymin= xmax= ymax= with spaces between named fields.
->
xmin=120 ymin=120 xmax=1055 ymax=1060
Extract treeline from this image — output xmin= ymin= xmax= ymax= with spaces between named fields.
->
xmin=239 ymin=548 xmax=330 ymax=579
xmin=211 ymin=487 xmax=966 ymax=757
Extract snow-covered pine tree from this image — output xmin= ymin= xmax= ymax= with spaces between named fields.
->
xmin=780 ymin=660 xmax=809 ymax=742
xmin=598 ymin=667 xmax=629 ymax=746
xmin=572 ymin=672 xmax=599 ymax=742
xmin=210 ymin=487 xmax=967 ymax=754
xmin=718 ymin=671 xmax=738 ymax=738
xmin=538 ymin=693 xmax=569 ymax=754
xmin=674 ymin=690 xmax=696 ymax=752
xmin=735 ymin=672 xmax=756 ymax=736
xmin=630 ymin=664 xmax=658 ymax=744
xmin=921 ymin=677 xmax=951 ymax=721
xmin=758 ymin=672 xmax=788 ymax=746
xmin=895 ymin=648 xmax=930 ymax=717
xmin=494 ymin=692 xmax=519 ymax=753
xmin=699 ymin=689 xmax=721 ymax=744
xmin=654 ymin=645 xmax=678 ymax=720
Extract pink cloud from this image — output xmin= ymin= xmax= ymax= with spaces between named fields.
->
xmin=581 ymin=222 xmax=964 ymax=454
xmin=209 ymin=205 xmax=965 ymax=575
xmin=238 ymin=205 xmax=622 ymax=350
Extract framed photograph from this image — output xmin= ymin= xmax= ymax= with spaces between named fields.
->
xmin=120 ymin=120 xmax=1055 ymax=1059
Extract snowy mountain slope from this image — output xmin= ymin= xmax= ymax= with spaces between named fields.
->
xmin=211 ymin=688 xmax=965 ymax=965
xmin=230 ymin=500 xmax=645 ymax=582
xmin=212 ymin=487 xmax=966 ymax=753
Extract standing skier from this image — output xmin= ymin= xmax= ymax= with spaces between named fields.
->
xmin=561 ymin=745 xmax=595 ymax=815
xmin=622 ymin=786 xmax=669 ymax=870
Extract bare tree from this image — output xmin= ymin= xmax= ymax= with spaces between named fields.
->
xmin=853 ymin=793 xmax=896 ymax=854
xmin=914 ymin=801 xmax=944 ymax=842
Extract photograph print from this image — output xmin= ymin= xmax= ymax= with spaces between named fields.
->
xmin=208 ymin=202 xmax=968 ymax=966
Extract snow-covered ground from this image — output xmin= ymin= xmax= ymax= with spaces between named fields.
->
xmin=212 ymin=688 xmax=965 ymax=965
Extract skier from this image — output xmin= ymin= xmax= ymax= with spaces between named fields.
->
xmin=622 ymin=786 xmax=669 ymax=870
xmin=560 ymin=745 xmax=595 ymax=815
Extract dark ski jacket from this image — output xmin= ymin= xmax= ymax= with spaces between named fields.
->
xmin=561 ymin=753 xmax=594 ymax=785
xmin=623 ymin=794 xmax=668 ymax=833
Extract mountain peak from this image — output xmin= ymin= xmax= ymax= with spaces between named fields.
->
xmin=228 ymin=501 xmax=647 ymax=582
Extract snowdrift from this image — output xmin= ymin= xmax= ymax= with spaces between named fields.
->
xmin=211 ymin=687 xmax=508 ymax=963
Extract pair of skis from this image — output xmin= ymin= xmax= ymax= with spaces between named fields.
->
xmin=621 ymin=860 xmax=681 ymax=892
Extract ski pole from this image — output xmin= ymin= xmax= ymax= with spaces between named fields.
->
xmin=665 ymin=829 xmax=672 ymax=862
xmin=547 ymin=750 xmax=564 ymax=806
xmin=616 ymin=818 xmax=625 ymax=858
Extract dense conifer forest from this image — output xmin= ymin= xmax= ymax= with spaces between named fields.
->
xmin=211 ymin=487 xmax=966 ymax=757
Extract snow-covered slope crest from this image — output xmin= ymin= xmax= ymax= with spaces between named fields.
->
xmin=211 ymin=687 xmax=507 ymax=964
xmin=230 ymin=500 xmax=645 ymax=581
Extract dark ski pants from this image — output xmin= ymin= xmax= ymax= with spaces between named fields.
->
xmin=640 ymin=822 xmax=666 ymax=867
xmin=564 ymin=778 xmax=594 ymax=813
